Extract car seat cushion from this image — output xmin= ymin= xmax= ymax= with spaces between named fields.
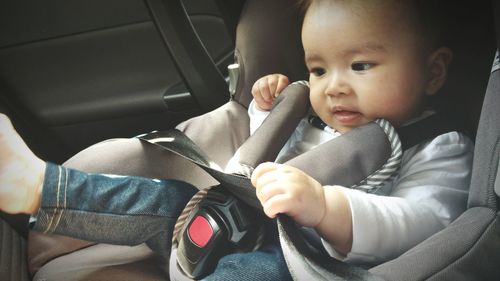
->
xmin=0 ymin=218 xmax=30 ymax=281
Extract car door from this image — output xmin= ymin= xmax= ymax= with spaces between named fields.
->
xmin=0 ymin=0 xmax=235 ymax=163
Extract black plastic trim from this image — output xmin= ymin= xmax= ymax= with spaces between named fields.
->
xmin=145 ymin=0 xmax=230 ymax=112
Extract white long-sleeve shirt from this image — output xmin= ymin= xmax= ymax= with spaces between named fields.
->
xmin=247 ymin=99 xmax=474 ymax=265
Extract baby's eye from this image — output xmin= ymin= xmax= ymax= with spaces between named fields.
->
xmin=309 ymin=67 xmax=326 ymax=77
xmin=351 ymin=63 xmax=373 ymax=72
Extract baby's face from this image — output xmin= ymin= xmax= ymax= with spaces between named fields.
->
xmin=302 ymin=0 xmax=431 ymax=133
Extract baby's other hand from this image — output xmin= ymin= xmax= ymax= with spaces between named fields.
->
xmin=251 ymin=74 xmax=290 ymax=111
xmin=251 ymin=162 xmax=326 ymax=228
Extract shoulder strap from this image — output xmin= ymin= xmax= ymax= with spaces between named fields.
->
xmin=397 ymin=113 xmax=463 ymax=150
xmin=226 ymin=83 xmax=401 ymax=193
xmin=225 ymin=82 xmax=311 ymax=176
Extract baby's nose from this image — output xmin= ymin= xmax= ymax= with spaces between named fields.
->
xmin=325 ymin=74 xmax=351 ymax=96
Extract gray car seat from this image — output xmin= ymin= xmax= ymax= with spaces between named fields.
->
xmin=1 ymin=0 xmax=499 ymax=280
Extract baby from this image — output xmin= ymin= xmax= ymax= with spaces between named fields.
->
xmin=248 ymin=0 xmax=471 ymax=263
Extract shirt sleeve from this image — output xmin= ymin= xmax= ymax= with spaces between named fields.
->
xmin=248 ymin=99 xmax=271 ymax=135
xmin=322 ymin=131 xmax=474 ymax=265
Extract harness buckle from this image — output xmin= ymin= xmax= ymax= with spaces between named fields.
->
xmin=176 ymin=186 xmax=263 ymax=279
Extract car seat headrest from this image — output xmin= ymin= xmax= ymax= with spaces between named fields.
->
xmin=415 ymin=2 xmax=495 ymax=137
xmin=232 ymin=0 xmax=495 ymax=137
xmin=233 ymin=0 xmax=307 ymax=107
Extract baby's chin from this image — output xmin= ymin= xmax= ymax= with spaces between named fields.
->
xmin=328 ymin=119 xmax=374 ymax=134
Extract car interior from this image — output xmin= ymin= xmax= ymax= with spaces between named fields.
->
xmin=1 ymin=0 xmax=499 ymax=280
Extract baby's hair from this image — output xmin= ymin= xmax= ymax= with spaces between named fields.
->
xmin=296 ymin=0 xmax=454 ymax=50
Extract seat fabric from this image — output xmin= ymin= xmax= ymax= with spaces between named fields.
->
xmin=0 ymin=219 xmax=30 ymax=281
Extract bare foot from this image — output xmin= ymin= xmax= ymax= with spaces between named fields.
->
xmin=0 ymin=113 xmax=46 ymax=214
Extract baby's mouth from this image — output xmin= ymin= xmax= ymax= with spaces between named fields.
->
xmin=332 ymin=108 xmax=361 ymax=123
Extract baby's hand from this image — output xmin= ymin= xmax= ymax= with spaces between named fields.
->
xmin=251 ymin=74 xmax=290 ymax=111
xmin=251 ymin=162 xmax=326 ymax=228
xmin=0 ymin=113 xmax=45 ymax=214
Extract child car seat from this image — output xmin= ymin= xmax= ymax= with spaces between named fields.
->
xmin=1 ymin=0 xmax=497 ymax=280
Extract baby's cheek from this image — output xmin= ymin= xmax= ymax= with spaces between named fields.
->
xmin=365 ymin=96 xmax=413 ymax=124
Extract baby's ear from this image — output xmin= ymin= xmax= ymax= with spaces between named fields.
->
xmin=425 ymin=47 xmax=453 ymax=96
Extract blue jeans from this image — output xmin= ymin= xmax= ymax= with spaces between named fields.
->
xmin=33 ymin=163 xmax=292 ymax=280
xmin=203 ymin=221 xmax=292 ymax=281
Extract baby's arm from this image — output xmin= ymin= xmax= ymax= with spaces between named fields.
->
xmin=323 ymin=132 xmax=473 ymax=264
xmin=251 ymin=162 xmax=354 ymax=255
xmin=0 ymin=113 xmax=45 ymax=214
xmin=251 ymin=132 xmax=473 ymax=263
xmin=251 ymin=74 xmax=290 ymax=111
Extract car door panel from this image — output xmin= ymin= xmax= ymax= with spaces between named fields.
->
xmin=0 ymin=0 xmax=233 ymax=162
xmin=0 ymin=22 xmax=185 ymax=125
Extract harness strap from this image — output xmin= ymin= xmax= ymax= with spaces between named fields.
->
xmin=226 ymin=82 xmax=402 ymax=193
xmin=278 ymin=215 xmax=384 ymax=281
xmin=283 ymin=119 xmax=401 ymax=193
xmin=397 ymin=113 xmax=463 ymax=150
xmin=225 ymin=82 xmax=311 ymax=177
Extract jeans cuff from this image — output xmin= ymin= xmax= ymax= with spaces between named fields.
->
xmin=34 ymin=162 xmax=67 ymax=233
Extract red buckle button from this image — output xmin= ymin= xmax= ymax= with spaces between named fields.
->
xmin=188 ymin=215 xmax=213 ymax=248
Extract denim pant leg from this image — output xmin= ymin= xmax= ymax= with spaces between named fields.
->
xmin=202 ymin=221 xmax=292 ymax=281
xmin=32 ymin=162 xmax=198 ymax=258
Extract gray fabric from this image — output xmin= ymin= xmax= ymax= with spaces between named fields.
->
xmin=0 ymin=219 xmax=29 ymax=281
xmin=176 ymin=101 xmax=250 ymax=169
xmin=423 ymin=47 xmax=500 ymax=281
xmin=138 ymin=128 xmax=263 ymax=209
xmin=233 ymin=0 xmax=306 ymax=107
xmin=64 ymin=138 xmax=217 ymax=189
xmin=496 ymin=158 xmax=500 ymax=197
xmin=369 ymin=207 xmax=496 ymax=281
xmin=468 ymin=65 xmax=500 ymax=209
xmin=429 ymin=214 xmax=500 ymax=281
xmin=33 ymin=243 xmax=166 ymax=281
xmin=230 ymin=82 xmax=396 ymax=190
xmin=169 ymin=248 xmax=193 ymax=281
xmin=63 ymin=101 xmax=249 ymax=189
xmin=351 ymin=119 xmax=402 ymax=191
xmin=278 ymin=217 xmax=383 ymax=281
xmin=233 ymin=83 xmax=310 ymax=170
xmin=285 ymin=122 xmax=391 ymax=188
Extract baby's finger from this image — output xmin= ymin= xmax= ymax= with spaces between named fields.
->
xmin=253 ymin=169 xmax=278 ymax=190
xmin=255 ymin=181 xmax=287 ymax=204
xmin=253 ymin=94 xmax=271 ymax=110
xmin=251 ymin=162 xmax=280 ymax=187
xmin=261 ymin=193 xmax=292 ymax=219
xmin=251 ymin=85 xmax=272 ymax=111
xmin=258 ymin=78 xmax=274 ymax=103
xmin=275 ymin=75 xmax=290 ymax=97
xmin=266 ymin=76 xmax=279 ymax=98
